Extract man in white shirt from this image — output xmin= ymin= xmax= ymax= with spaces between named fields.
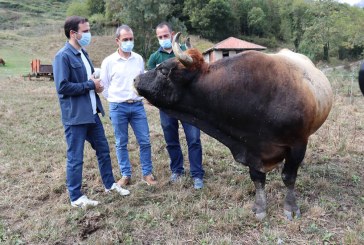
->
xmin=100 ymin=25 xmax=157 ymax=186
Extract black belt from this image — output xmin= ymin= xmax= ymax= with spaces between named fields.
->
xmin=124 ymin=99 xmax=141 ymax=104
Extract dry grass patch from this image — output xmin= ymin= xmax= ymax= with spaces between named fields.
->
xmin=0 ymin=41 xmax=364 ymax=244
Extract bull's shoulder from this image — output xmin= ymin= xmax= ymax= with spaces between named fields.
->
xmin=275 ymin=49 xmax=315 ymax=66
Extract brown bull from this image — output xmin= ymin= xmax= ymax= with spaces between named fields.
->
xmin=134 ymin=33 xmax=333 ymax=220
xmin=0 ymin=58 xmax=5 ymax=66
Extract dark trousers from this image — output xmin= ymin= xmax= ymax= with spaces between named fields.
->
xmin=159 ymin=110 xmax=204 ymax=179
xmin=64 ymin=114 xmax=115 ymax=201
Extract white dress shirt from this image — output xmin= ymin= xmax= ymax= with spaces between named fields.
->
xmin=100 ymin=50 xmax=144 ymax=103
xmin=80 ymin=50 xmax=97 ymax=114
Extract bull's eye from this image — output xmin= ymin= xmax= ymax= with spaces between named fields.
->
xmin=159 ymin=67 xmax=169 ymax=76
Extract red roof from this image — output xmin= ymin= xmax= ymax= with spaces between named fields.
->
xmin=203 ymin=37 xmax=266 ymax=54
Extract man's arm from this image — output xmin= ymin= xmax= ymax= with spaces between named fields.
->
xmin=53 ymin=53 xmax=96 ymax=96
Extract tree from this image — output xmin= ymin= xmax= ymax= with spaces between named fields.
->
xmin=278 ymin=0 xmax=310 ymax=50
xmin=247 ymin=7 xmax=266 ymax=37
xmin=66 ymin=0 xmax=91 ymax=17
xmin=108 ymin=0 xmax=186 ymax=58
xmin=183 ymin=0 xmax=209 ymax=33
xmin=87 ymin=0 xmax=105 ymax=14
xmin=336 ymin=4 xmax=364 ymax=59
xmin=299 ymin=0 xmax=342 ymax=61
xmin=104 ymin=0 xmax=123 ymax=24
xmin=184 ymin=0 xmax=236 ymax=41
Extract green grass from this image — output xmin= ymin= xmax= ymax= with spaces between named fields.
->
xmin=0 ymin=64 xmax=363 ymax=244
xmin=0 ymin=48 xmax=33 ymax=78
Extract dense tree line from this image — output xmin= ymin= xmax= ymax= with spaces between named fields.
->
xmin=66 ymin=0 xmax=364 ymax=62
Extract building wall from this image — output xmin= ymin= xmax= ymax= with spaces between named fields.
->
xmin=229 ymin=50 xmax=237 ymax=57
xmin=215 ymin=51 xmax=223 ymax=61
xmin=204 ymin=50 xmax=241 ymax=63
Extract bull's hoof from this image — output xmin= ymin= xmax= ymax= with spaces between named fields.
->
xmin=255 ymin=212 xmax=267 ymax=220
xmin=284 ymin=208 xmax=301 ymax=221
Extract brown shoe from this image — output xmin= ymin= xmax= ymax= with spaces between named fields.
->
xmin=117 ymin=176 xmax=130 ymax=186
xmin=142 ymin=174 xmax=157 ymax=186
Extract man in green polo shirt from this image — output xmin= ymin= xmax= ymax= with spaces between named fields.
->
xmin=147 ymin=22 xmax=205 ymax=189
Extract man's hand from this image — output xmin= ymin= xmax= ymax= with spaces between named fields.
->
xmin=91 ymin=76 xmax=104 ymax=93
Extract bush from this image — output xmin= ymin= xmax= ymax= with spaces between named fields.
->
xmin=66 ymin=1 xmax=90 ymax=17
xmin=89 ymin=13 xmax=108 ymax=35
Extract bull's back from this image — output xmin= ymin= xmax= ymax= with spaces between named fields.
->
xmin=274 ymin=49 xmax=333 ymax=134
xmin=204 ymin=49 xmax=332 ymax=141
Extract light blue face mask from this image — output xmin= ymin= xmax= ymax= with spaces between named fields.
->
xmin=76 ymin=32 xmax=91 ymax=47
xmin=159 ymin=39 xmax=172 ymax=49
xmin=121 ymin=41 xmax=134 ymax=52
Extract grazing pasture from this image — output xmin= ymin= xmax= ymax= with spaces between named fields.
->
xmin=0 ymin=33 xmax=363 ymax=244
xmin=1 ymin=0 xmax=361 ymax=243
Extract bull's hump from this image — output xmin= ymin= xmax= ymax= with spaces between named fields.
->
xmin=273 ymin=49 xmax=333 ymax=133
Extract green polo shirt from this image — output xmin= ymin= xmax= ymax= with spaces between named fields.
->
xmin=147 ymin=45 xmax=187 ymax=70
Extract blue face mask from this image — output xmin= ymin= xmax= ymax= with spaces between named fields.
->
xmin=121 ymin=41 xmax=134 ymax=52
xmin=76 ymin=32 xmax=91 ymax=47
xmin=159 ymin=39 xmax=172 ymax=49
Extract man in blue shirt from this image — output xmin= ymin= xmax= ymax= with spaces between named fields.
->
xmin=53 ymin=16 xmax=130 ymax=208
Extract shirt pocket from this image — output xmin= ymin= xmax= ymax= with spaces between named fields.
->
xmin=71 ymin=62 xmax=83 ymax=69
xmin=70 ymin=62 xmax=84 ymax=81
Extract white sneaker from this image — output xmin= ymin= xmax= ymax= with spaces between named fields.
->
xmin=106 ymin=183 xmax=130 ymax=196
xmin=71 ymin=195 xmax=99 ymax=208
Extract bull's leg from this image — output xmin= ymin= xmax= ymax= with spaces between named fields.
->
xmin=249 ymin=168 xmax=267 ymax=220
xmin=281 ymin=144 xmax=306 ymax=220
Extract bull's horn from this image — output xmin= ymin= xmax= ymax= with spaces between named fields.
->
xmin=172 ymin=32 xmax=193 ymax=67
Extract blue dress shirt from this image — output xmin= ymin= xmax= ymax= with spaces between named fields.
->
xmin=53 ymin=42 xmax=105 ymax=125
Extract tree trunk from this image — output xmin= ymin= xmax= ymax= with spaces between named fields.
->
xmin=323 ymin=42 xmax=329 ymax=61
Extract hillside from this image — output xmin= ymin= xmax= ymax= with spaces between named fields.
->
xmin=0 ymin=0 xmax=214 ymax=78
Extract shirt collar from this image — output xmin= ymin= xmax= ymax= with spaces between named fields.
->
xmin=112 ymin=50 xmax=135 ymax=61
xmin=158 ymin=46 xmax=173 ymax=54
xmin=66 ymin=41 xmax=86 ymax=56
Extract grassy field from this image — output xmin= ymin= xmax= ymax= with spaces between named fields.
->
xmin=0 ymin=55 xmax=363 ymax=244
xmin=1 ymin=2 xmax=364 ymax=244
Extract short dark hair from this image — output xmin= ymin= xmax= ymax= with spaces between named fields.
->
xmin=115 ymin=24 xmax=133 ymax=39
xmin=64 ymin=16 xmax=88 ymax=39
xmin=156 ymin=22 xmax=172 ymax=32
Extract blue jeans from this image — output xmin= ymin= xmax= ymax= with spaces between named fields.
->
xmin=159 ymin=110 xmax=204 ymax=179
xmin=64 ymin=114 xmax=115 ymax=202
xmin=109 ymin=101 xmax=153 ymax=178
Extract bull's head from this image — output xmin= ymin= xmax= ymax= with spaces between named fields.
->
xmin=134 ymin=32 xmax=207 ymax=108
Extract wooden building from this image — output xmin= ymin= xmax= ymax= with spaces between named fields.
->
xmin=203 ymin=37 xmax=266 ymax=63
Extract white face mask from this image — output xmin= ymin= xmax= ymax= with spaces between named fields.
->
xmin=120 ymin=40 xmax=134 ymax=52
xmin=74 ymin=32 xmax=91 ymax=47
xmin=159 ymin=39 xmax=172 ymax=49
